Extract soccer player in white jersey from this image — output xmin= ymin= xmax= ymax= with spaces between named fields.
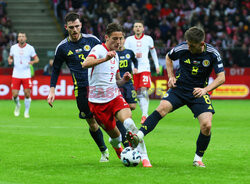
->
xmin=82 ymin=23 xmax=152 ymax=167
xmin=124 ymin=21 xmax=160 ymax=124
xmin=8 ymin=32 xmax=39 ymax=118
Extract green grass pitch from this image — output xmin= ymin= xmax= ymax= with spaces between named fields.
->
xmin=0 ymin=99 xmax=249 ymax=184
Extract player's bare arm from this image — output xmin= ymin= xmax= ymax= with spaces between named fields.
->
xmin=82 ymin=51 xmax=116 ymax=68
xmin=8 ymin=56 xmax=13 ymax=65
xmin=47 ymin=87 xmax=56 ymax=107
xmin=133 ymin=68 xmax=138 ymax=74
xmin=29 ymin=55 xmax=39 ymax=65
xmin=166 ymin=54 xmax=177 ymax=88
xmin=116 ymin=71 xmax=131 ymax=87
xmin=193 ymin=72 xmax=225 ymax=98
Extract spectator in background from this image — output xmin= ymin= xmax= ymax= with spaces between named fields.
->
xmin=43 ymin=58 xmax=54 ymax=76
xmin=51 ymin=0 xmax=250 ymax=67
xmin=2 ymin=45 xmax=8 ymax=67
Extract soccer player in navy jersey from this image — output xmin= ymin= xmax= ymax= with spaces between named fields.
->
xmin=47 ymin=12 xmax=109 ymax=162
xmin=127 ymin=26 xmax=226 ymax=167
xmin=117 ymin=36 xmax=138 ymax=110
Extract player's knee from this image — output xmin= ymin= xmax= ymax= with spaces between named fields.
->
xmin=24 ymin=93 xmax=30 ymax=98
xmin=156 ymin=100 xmax=172 ymax=117
xmin=87 ymin=118 xmax=99 ymax=131
xmin=201 ymin=122 xmax=211 ymax=135
xmin=129 ymin=104 xmax=136 ymax=110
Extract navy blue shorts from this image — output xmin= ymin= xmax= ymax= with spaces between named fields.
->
xmin=75 ymin=87 xmax=93 ymax=119
xmin=120 ymin=83 xmax=137 ymax=104
xmin=162 ymin=87 xmax=215 ymax=118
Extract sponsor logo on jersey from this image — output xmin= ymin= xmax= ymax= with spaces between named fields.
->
xmin=75 ymin=48 xmax=82 ymax=53
xmin=84 ymin=45 xmax=91 ymax=51
xmin=125 ymin=54 xmax=131 ymax=59
xmin=120 ymin=56 xmax=125 ymax=59
xmin=67 ymin=50 xmax=73 ymax=56
xmin=202 ymin=60 xmax=210 ymax=67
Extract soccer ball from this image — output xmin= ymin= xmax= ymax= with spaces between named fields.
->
xmin=120 ymin=147 xmax=141 ymax=167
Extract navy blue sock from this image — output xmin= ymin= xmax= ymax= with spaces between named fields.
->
xmin=139 ymin=110 xmax=163 ymax=136
xmin=116 ymin=120 xmax=129 ymax=147
xmin=196 ymin=131 xmax=211 ymax=157
xmin=89 ymin=128 xmax=107 ymax=152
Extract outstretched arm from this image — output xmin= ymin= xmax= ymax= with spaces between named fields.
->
xmin=82 ymin=51 xmax=116 ymax=68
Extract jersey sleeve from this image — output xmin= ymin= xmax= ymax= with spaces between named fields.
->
xmin=212 ymin=51 xmax=224 ymax=74
xmin=148 ymin=36 xmax=155 ymax=49
xmin=167 ymin=47 xmax=179 ymax=61
xmin=30 ymin=46 xmax=37 ymax=57
xmin=130 ymin=50 xmax=138 ymax=68
xmin=88 ymin=45 xmax=102 ymax=59
xmin=50 ymin=46 xmax=64 ymax=87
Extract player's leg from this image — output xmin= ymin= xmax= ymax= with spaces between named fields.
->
xmin=127 ymin=88 xmax=184 ymax=146
xmin=136 ymin=72 xmax=151 ymax=124
xmin=116 ymin=107 xmax=152 ymax=167
xmin=193 ymin=112 xmax=212 ymax=168
xmin=23 ymin=88 xmax=31 ymax=118
xmin=137 ymin=87 xmax=149 ymax=124
xmin=106 ymin=127 xmax=123 ymax=159
xmin=189 ymin=94 xmax=214 ymax=167
xmin=116 ymin=120 xmax=129 ymax=148
xmin=135 ymin=100 xmax=172 ymax=141
xmin=76 ymin=87 xmax=108 ymax=162
xmin=116 ymin=85 xmax=135 ymax=148
xmin=89 ymin=98 xmax=125 ymax=160
xmin=23 ymin=78 xmax=32 ymax=118
xmin=11 ymin=78 xmax=21 ymax=116
xmin=129 ymin=103 xmax=136 ymax=110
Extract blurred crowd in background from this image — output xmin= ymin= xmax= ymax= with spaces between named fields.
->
xmin=0 ymin=0 xmax=17 ymax=67
xmin=0 ymin=0 xmax=249 ymax=68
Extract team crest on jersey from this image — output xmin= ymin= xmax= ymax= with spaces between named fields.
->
xmin=163 ymin=92 xmax=169 ymax=98
xmin=125 ymin=54 xmax=131 ymax=59
xmin=75 ymin=48 xmax=82 ymax=53
xmin=84 ymin=45 xmax=91 ymax=51
xmin=202 ymin=60 xmax=210 ymax=67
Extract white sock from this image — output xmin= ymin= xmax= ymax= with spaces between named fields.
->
xmin=13 ymin=96 xmax=20 ymax=106
xmin=139 ymin=97 xmax=149 ymax=117
xmin=109 ymin=134 xmax=122 ymax=148
xmin=123 ymin=118 xmax=138 ymax=134
xmin=194 ymin=154 xmax=202 ymax=162
xmin=24 ymin=97 xmax=31 ymax=113
xmin=137 ymin=130 xmax=145 ymax=140
xmin=137 ymin=140 xmax=149 ymax=160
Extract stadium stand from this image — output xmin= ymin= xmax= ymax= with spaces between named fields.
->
xmin=0 ymin=0 xmax=249 ymax=68
xmin=53 ymin=0 xmax=249 ymax=67
xmin=3 ymin=0 xmax=63 ymax=69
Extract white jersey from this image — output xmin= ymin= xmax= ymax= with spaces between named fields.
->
xmin=88 ymin=43 xmax=120 ymax=103
xmin=10 ymin=43 xmax=37 ymax=78
xmin=124 ymin=33 xmax=156 ymax=73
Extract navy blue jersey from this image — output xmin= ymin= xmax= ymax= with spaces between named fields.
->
xmin=117 ymin=48 xmax=138 ymax=84
xmin=50 ymin=33 xmax=101 ymax=88
xmin=168 ymin=42 xmax=224 ymax=91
